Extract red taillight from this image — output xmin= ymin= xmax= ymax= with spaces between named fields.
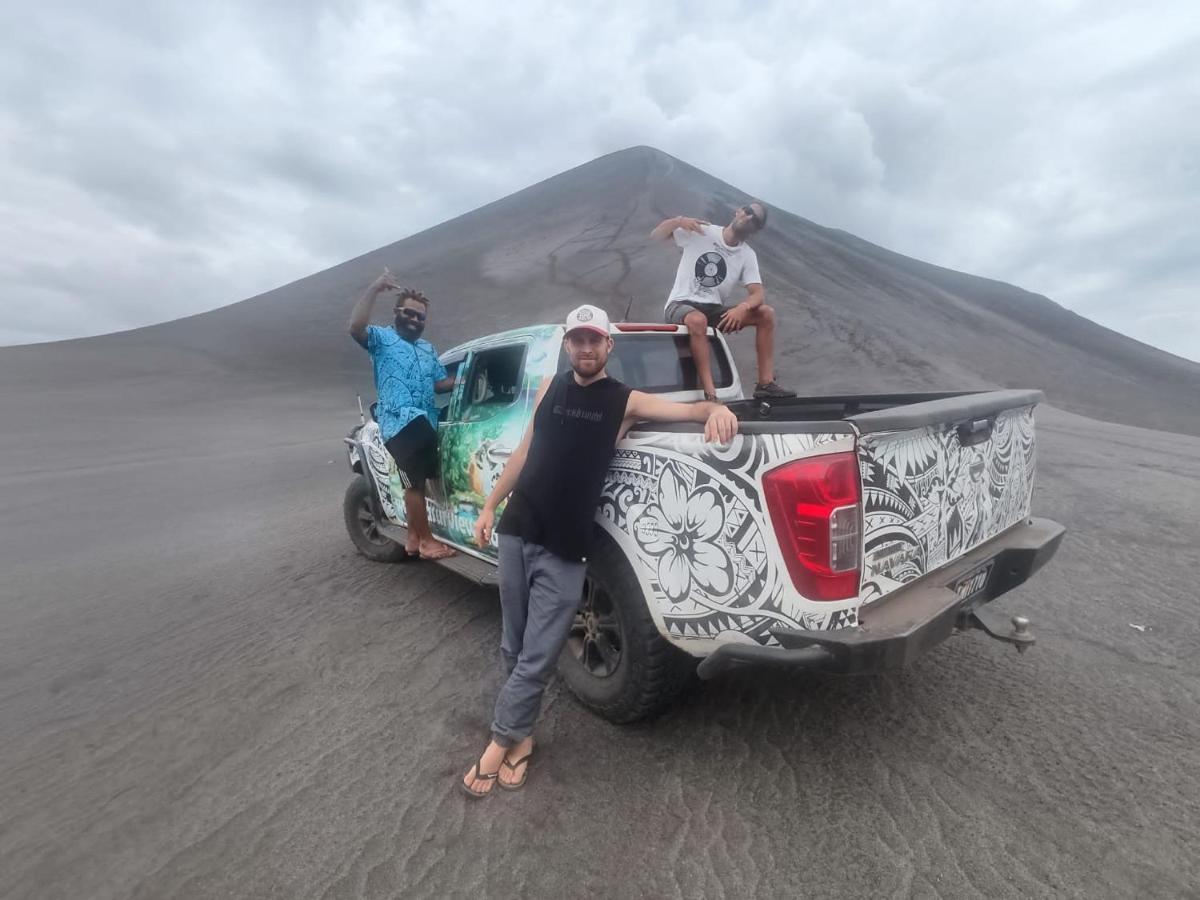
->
xmin=762 ymin=451 xmax=862 ymax=601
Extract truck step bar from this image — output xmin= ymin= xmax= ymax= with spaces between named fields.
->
xmin=377 ymin=523 xmax=499 ymax=586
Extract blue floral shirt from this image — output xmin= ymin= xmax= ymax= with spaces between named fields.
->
xmin=363 ymin=325 xmax=447 ymax=441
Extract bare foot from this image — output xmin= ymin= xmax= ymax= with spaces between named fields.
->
xmin=499 ymin=736 xmax=534 ymax=788
xmin=461 ymin=741 xmax=506 ymax=798
xmin=419 ymin=539 xmax=456 ymax=560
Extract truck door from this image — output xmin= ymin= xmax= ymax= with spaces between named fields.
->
xmin=433 ymin=340 xmax=536 ymax=555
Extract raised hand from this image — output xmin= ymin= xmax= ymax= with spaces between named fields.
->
xmin=370 ymin=267 xmax=403 ymax=294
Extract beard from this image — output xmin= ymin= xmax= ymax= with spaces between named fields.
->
xmin=570 ymin=350 xmax=607 ymax=379
xmin=731 ymin=220 xmax=755 ymax=239
xmin=394 ymin=315 xmax=425 ymax=342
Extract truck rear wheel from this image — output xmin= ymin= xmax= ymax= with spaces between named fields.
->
xmin=559 ymin=534 xmax=696 ymax=723
xmin=343 ymin=476 xmax=409 ymax=563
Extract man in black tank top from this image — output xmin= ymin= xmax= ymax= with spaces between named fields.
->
xmin=459 ymin=304 xmax=739 ymax=798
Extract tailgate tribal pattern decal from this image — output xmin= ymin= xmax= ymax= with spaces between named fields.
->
xmin=858 ymin=405 xmax=1037 ymax=604
xmin=599 ymin=431 xmax=853 ymax=646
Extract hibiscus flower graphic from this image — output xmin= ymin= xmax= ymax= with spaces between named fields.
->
xmin=633 ymin=466 xmax=733 ymax=602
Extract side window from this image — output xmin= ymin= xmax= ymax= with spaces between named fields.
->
xmin=436 ymin=357 xmax=464 ymax=422
xmin=462 ymin=344 xmax=527 ymax=421
xmin=672 ymin=335 xmax=734 ymax=392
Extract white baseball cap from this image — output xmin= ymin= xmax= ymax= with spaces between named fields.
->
xmin=564 ymin=304 xmax=610 ymax=337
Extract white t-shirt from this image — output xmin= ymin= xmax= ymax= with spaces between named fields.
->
xmin=665 ymin=223 xmax=762 ymax=310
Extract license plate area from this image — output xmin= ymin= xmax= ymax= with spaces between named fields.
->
xmin=951 ymin=560 xmax=994 ymax=603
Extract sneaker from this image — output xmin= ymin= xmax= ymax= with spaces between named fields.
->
xmin=753 ymin=381 xmax=796 ymax=400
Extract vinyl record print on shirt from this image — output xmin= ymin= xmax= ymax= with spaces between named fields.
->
xmin=694 ymin=251 xmax=727 ymax=288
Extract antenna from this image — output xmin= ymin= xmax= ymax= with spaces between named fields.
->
xmin=357 ymin=394 xmax=365 ymax=425
xmin=622 ymin=296 xmax=635 ymax=322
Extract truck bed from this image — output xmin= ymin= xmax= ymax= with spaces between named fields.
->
xmin=727 ymin=389 xmax=1044 ymax=431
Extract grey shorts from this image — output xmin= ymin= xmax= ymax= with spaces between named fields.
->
xmin=664 ymin=300 xmax=733 ymax=328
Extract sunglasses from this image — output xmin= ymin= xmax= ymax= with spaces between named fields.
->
xmin=398 ymin=307 xmax=426 ymax=322
xmin=741 ymin=205 xmax=764 ymax=230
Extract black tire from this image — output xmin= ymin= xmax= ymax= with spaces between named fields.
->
xmin=343 ymin=476 xmax=409 ymax=563
xmin=559 ymin=534 xmax=696 ymax=723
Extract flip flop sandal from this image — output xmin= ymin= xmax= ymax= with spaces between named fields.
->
xmin=498 ymin=745 xmax=535 ymax=791
xmin=420 ymin=545 xmax=457 ymax=561
xmin=459 ymin=762 xmax=500 ymax=800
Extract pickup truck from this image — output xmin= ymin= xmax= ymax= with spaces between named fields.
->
xmin=342 ymin=322 xmax=1065 ymax=723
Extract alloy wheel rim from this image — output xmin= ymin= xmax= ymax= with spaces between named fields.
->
xmin=357 ymin=497 xmax=389 ymax=546
xmin=567 ymin=577 xmax=622 ymax=677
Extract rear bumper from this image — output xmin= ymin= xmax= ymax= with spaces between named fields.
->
xmin=696 ymin=517 xmax=1066 ymax=680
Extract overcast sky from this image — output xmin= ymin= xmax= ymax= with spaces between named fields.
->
xmin=1 ymin=0 xmax=1197 ymax=360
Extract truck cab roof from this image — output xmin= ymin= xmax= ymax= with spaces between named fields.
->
xmin=440 ymin=322 xmax=744 ymax=402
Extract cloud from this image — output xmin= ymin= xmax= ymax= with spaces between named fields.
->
xmin=0 ymin=0 xmax=1197 ymax=359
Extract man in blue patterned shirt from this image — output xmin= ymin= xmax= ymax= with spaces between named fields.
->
xmin=349 ymin=269 xmax=457 ymax=560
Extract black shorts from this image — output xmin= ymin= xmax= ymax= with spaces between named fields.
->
xmin=384 ymin=417 xmax=439 ymax=489
xmin=665 ymin=300 xmax=734 ymax=328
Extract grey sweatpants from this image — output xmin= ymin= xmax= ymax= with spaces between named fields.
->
xmin=491 ymin=534 xmax=587 ymax=747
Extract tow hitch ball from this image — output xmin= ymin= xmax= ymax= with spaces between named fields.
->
xmin=962 ymin=608 xmax=1035 ymax=653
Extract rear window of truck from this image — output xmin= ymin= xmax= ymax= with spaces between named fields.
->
xmin=558 ymin=335 xmax=733 ymax=393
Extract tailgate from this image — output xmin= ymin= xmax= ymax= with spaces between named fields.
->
xmin=850 ymin=390 xmax=1042 ymax=605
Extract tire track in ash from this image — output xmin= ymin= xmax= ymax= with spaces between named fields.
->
xmin=6 ymin=407 xmax=1200 ymax=897
xmin=546 ymin=189 xmax=644 ymax=312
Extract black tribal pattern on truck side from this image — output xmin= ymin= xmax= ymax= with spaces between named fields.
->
xmin=598 ymin=430 xmax=857 ymax=649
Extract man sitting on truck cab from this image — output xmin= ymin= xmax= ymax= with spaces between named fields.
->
xmin=651 ymin=201 xmax=796 ymax=403
xmin=348 ymin=269 xmax=457 ymax=560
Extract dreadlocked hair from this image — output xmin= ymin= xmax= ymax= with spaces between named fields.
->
xmin=397 ymin=288 xmax=430 ymax=307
